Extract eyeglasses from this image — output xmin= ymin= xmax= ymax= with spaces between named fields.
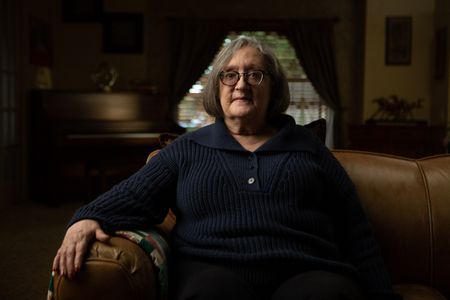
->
xmin=219 ymin=70 xmax=266 ymax=86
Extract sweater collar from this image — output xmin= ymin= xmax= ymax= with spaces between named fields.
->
xmin=189 ymin=114 xmax=317 ymax=153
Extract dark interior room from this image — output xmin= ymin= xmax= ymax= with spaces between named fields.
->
xmin=1 ymin=0 xmax=449 ymax=299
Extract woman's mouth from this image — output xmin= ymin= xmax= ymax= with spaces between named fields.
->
xmin=232 ymin=96 xmax=251 ymax=102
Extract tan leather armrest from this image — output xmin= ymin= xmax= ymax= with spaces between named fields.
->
xmin=393 ymin=284 xmax=447 ymax=300
xmin=53 ymin=237 xmax=158 ymax=300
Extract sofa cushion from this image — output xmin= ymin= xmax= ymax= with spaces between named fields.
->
xmin=418 ymin=156 xmax=450 ymax=298
xmin=393 ymin=284 xmax=447 ymax=300
xmin=332 ymin=150 xmax=432 ymax=285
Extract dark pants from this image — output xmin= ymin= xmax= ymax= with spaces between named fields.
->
xmin=170 ymin=259 xmax=367 ymax=300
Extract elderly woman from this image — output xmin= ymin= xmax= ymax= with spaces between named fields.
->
xmin=53 ymin=36 xmax=399 ymax=300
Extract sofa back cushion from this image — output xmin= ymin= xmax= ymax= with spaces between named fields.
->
xmin=418 ymin=156 xmax=450 ymax=298
xmin=332 ymin=150 xmax=433 ymax=285
xmin=333 ymin=150 xmax=450 ymax=298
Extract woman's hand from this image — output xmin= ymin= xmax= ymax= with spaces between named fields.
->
xmin=52 ymin=219 xmax=110 ymax=279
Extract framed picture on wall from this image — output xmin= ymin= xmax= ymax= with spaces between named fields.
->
xmin=62 ymin=0 xmax=103 ymax=22
xmin=103 ymin=13 xmax=144 ymax=54
xmin=385 ymin=16 xmax=412 ymax=65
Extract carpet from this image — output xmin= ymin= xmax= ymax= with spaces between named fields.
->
xmin=0 ymin=201 xmax=83 ymax=300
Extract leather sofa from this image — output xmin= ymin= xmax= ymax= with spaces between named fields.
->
xmin=49 ymin=150 xmax=450 ymax=300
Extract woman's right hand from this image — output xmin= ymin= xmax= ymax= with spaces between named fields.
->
xmin=52 ymin=219 xmax=110 ymax=279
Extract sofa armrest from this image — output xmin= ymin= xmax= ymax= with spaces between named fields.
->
xmin=393 ymin=284 xmax=447 ymax=300
xmin=50 ymin=236 xmax=159 ymax=300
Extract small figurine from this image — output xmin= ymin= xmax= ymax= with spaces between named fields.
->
xmin=91 ymin=61 xmax=119 ymax=92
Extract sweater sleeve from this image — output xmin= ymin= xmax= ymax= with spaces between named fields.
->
xmin=68 ymin=148 xmax=178 ymax=233
xmin=316 ymin=144 xmax=401 ymax=300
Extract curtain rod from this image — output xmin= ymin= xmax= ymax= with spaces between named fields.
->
xmin=166 ymin=17 xmax=339 ymax=23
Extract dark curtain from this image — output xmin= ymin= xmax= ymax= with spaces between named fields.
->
xmin=167 ymin=19 xmax=227 ymax=119
xmin=286 ymin=20 xmax=342 ymax=146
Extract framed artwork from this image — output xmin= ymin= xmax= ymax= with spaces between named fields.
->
xmin=435 ymin=26 xmax=447 ymax=79
xmin=385 ymin=16 xmax=412 ymax=65
xmin=62 ymin=0 xmax=103 ymax=22
xmin=103 ymin=13 xmax=144 ymax=54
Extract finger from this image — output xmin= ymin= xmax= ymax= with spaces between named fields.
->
xmin=73 ymin=248 xmax=84 ymax=273
xmin=59 ymin=248 xmax=67 ymax=277
xmin=95 ymin=228 xmax=110 ymax=242
xmin=64 ymin=241 xmax=78 ymax=279
xmin=52 ymin=252 xmax=61 ymax=273
xmin=73 ymin=237 xmax=90 ymax=273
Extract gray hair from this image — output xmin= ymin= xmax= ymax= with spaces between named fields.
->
xmin=203 ymin=36 xmax=290 ymax=120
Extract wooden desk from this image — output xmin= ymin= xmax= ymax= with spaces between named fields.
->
xmin=28 ymin=90 xmax=184 ymax=205
xmin=348 ymin=124 xmax=446 ymax=158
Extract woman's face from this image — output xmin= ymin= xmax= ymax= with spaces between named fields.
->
xmin=219 ymin=46 xmax=271 ymax=122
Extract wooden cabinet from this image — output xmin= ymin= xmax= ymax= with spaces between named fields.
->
xmin=28 ymin=90 xmax=184 ymax=205
xmin=348 ymin=124 xmax=446 ymax=158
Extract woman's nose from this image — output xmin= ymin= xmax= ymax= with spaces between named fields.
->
xmin=235 ymin=74 xmax=249 ymax=89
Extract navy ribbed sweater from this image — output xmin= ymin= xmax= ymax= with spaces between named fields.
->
xmin=70 ymin=115 xmax=397 ymax=299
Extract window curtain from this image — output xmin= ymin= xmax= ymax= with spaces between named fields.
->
xmin=286 ymin=20 xmax=341 ymax=147
xmin=168 ymin=19 xmax=227 ymax=120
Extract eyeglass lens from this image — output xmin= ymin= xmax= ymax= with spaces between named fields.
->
xmin=220 ymin=71 xmax=264 ymax=86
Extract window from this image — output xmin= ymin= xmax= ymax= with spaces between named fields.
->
xmin=177 ymin=31 xmax=330 ymax=131
xmin=0 ymin=0 xmax=20 ymax=204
